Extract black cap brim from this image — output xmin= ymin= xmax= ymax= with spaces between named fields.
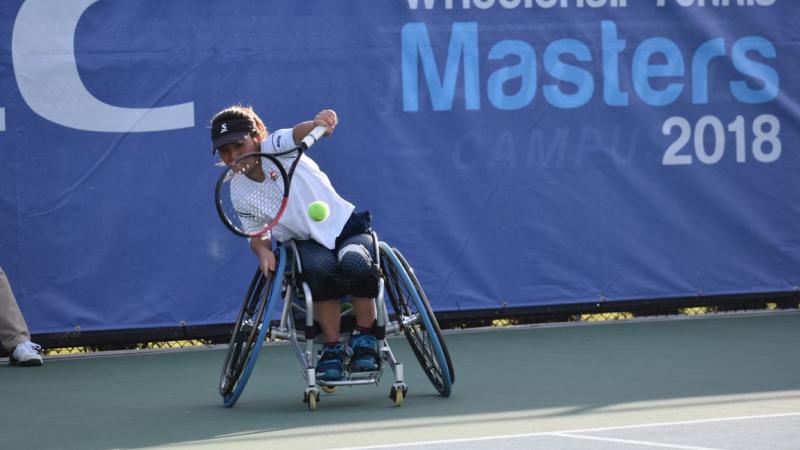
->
xmin=212 ymin=131 xmax=250 ymax=154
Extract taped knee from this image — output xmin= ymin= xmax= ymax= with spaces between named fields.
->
xmin=335 ymin=244 xmax=378 ymax=297
xmin=337 ymin=244 xmax=374 ymax=277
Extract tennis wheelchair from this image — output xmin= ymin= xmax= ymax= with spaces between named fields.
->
xmin=218 ymin=232 xmax=455 ymax=410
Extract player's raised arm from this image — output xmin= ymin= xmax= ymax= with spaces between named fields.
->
xmin=292 ymin=109 xmax=338 ymax=143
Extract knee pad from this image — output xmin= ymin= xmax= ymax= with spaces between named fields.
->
xmin=336 ymin=244 xmax=380 ymax=297
xmin=337 ymin=244 xmax=373 ymax=276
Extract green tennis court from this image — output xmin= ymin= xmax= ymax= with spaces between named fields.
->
xmin=3 ymin=311 xmax=798 ymax=449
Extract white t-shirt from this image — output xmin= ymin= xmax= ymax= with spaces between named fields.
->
xmin=232 ymin=128 xmax=354 ymax=249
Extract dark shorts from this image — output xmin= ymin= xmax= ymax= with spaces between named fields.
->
xmin=295 ymin=211 xmax=380 ymax=301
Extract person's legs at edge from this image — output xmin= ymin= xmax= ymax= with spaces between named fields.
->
xmin=0 ymin=267 xmax=42 ymax=366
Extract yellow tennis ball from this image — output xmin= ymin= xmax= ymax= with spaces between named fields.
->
xmin=307 ymin=201 xmax=330 ymax=222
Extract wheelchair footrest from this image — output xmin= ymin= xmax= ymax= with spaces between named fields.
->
xmin=318 ymin=377 xmax=379 ymax=387
xmin=318 ymin=369 xmax=382 ymax=387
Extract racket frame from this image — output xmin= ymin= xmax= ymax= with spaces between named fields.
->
xmin=214 ymin=152 xmax=290 ymax=238
xmin=214 ymin=125 xmax=328 ymax=238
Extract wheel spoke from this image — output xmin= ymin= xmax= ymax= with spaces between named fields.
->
xmin=219 ymin=267 xmax=274 ymax=400
xmin=381 ymin=244 xmax=452 ymax=396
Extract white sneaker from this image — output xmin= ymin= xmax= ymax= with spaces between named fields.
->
xmin=10 ymin=341 xmax=43 ymax=366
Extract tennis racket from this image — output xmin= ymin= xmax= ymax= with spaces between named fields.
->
xmin=215 ymin=125 xmax=328 ymax=238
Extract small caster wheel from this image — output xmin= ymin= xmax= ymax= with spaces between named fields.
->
xmin=393 ymin=388 xmax=404 ymax=407
xmin=389 ymin=384 xmax=407 ymax=407
xmin=321 ymin=385 xmax=336 ymax=394
xmin=308 ymin=393 xmax=318 ymax=411
xmin=303 ymin=390 xmax=320 ymax=411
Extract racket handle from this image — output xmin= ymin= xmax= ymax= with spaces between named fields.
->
xmin=300 ymin=125 xmax=328 ymax=150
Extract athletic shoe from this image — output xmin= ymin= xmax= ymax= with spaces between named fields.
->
xmin=316 ymin=344 xmax=344 ymax=381
xmin=10 ymin=341 xmax=43 ymax=367
xmin=348 ymin=333 xmax=379 ymax=372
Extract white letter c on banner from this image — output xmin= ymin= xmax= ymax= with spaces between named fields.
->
xmin=11 ymin=0 xmax=194 ymax=132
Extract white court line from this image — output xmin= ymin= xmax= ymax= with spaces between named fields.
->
xmin=550 ymin=433 xmax=723 ymax=450
xmin=330 ymin=411 xmax=800 ymax=450
xmin=541 ymin=411 xmax=800 ymax=435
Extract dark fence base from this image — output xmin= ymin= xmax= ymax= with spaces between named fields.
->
xmin=8 ymin=290 xmax=798 ymax=355
xmin=435 ymin=291 xmax=800 ymax=330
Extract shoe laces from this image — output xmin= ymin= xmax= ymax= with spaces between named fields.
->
xmin=320 ymin=344 xmax=343 ymax=358
xmin=350 ymin=333 xmax=376 ymax=349
xmin=18 ymin=341 xmax=42 ymax=353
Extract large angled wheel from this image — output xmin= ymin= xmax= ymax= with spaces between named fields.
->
xmin=380 ymin=242 xmax=453 ymax=397
xmin=219 ymin=246 xmax=285 ymax=407
xmin=394 ymin=248 xmax=455 ymax=385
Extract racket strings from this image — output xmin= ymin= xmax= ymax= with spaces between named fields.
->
xmin=220 ymin=155 xmax=288 ymax=234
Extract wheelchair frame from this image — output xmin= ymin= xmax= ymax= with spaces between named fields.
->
xmin=218 ymin=232 xmax=454 ymax=410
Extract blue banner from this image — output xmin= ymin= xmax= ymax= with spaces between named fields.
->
xmin=1 ymin=0 xmax=798 ymax=334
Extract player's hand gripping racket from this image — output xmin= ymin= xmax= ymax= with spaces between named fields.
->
xmin=215 ymin=125 xmax=328 ymax=237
